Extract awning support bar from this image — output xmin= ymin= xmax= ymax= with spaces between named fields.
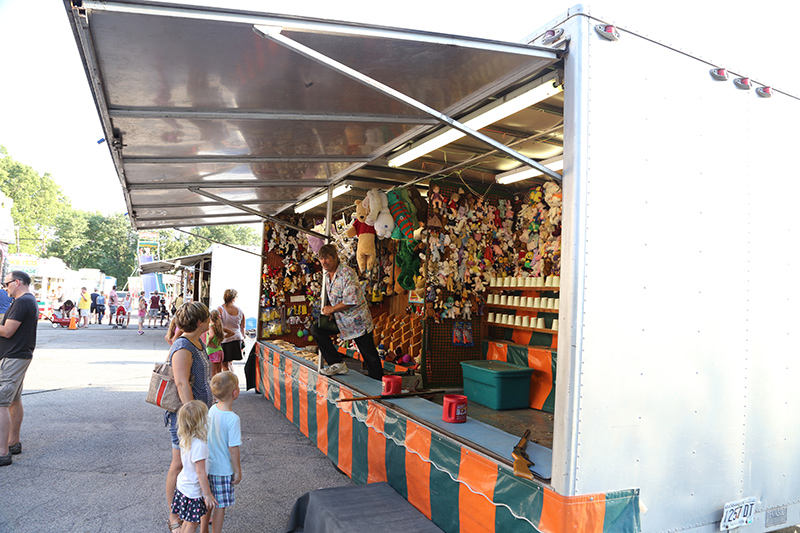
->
xmin=255 ymin=26 xmax=562 ymax=183
xmin=188 ymin=187 xmax=329 ymax=241
xmin=108 ymin=107 xmax=437 ymax=125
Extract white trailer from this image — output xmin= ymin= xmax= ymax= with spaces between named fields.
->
xmin=544 ymin=6 xmax=800 ymax=533
xmin=206 ymin=243 xmax=260 ymax=328
xmin=63 ymin=2 xmax=800 ymax=531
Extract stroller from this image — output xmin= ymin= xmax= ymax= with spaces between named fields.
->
xmin=112 ymin=305 xmax=128 ymax=329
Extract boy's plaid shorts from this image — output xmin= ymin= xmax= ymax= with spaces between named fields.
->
xmin=208 ymin=474 xmax=235 ymax=508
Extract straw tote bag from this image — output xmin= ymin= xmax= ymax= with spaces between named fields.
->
xmin=146 ymin=355 xmax=193 ymax=412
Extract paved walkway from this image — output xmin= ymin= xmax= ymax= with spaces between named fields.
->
xmin=3 ymin=323 xmax=800 ymax=533
xmin=0 ymin=322 xmax=353 ymax=532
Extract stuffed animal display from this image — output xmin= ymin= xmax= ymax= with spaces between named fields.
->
xmin=345 ymin=199 xmax=377 ymax=273
xmin=423 ymin=181 xmax=563 ymax=319
xmin=259 ymin=181 xmax=562 ymax=343
xmin=261 ymin=217 xmax=327 ymax=344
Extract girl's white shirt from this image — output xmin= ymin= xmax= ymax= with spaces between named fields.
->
xmin=176 ymin=437 xmax=209 ymax=499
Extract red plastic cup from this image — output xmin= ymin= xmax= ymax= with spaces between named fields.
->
xmin=382 ymin=375 xmax=402 ymax=395
xmin=442 ymin=394 xmax=468 ymax=423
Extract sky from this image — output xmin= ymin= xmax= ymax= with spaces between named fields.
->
xmin=1 ymin=0 xmax=798 ymax=215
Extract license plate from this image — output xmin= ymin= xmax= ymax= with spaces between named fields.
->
xmin=720 ymin=497 xmax=757 ymax=530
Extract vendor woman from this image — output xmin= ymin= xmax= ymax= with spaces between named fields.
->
xmin=310 ymin=244 xmax=383 ymax=380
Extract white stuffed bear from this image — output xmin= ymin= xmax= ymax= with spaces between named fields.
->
xmin=364 ymin=188 xmax=382 ymax=226
xmin=374 ymin=190 xmax=395 ymax=239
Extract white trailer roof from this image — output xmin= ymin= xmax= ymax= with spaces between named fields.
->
xmin=64 ymin=0 xmax=564 ymax=230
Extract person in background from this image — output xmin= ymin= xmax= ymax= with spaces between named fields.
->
xmin=164 ymin=314 xmax=184 ymax=346
xmin=138 ymin=292 xmax=148 ymax=335
xmin=0 ymin=271 xmax=39 ymax=467
xmin=96 ymin=292 xmax=106 ymax=325
xmin=149 ymin=291 xmax=161 ymax=329
xmin=0 ymin=288 xmax=12 ymax=323
xmin=123 ymin=293 xmax=133 ymax=327
xmin=218 ymin=290 xmax=245 ymax=373
xmin=107 ymin=285 xmax=119 ymax=326
xmin=173 ymin=293 xmax=184 ymax=316
xmin=159 ymin=296 xmax=170 ymax=327
xmin=205 ymin=310 xmax=232 ymax=379
xmin=90 ymin=288 xmax=99 ymax=324
xmin=309 ymin=244 xmax=383 ymax=380
xmin=77 ymin=287 xmax=91 ymax=328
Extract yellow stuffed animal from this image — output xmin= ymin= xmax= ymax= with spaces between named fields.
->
xmin=345 ymin=199 xmax=377 ymax=273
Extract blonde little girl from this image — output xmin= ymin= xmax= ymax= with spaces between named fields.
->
xmin=206 ymin=310 xmax=233 ymax=379
xmin=172 ymin=401 xmax=217 ymax=532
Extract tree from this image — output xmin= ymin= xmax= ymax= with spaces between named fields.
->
xmin=47 ymin=211 xmax=138 ymax=282
xmin=0 ymin=145 xmax=71 ymax=254
xmin=47 ymin=211 xmax=89 ymax=263
xmin=156 ymin=225 xmax=261 ymax=260
xmin=86 ymin=213 xmax=138 ymax=281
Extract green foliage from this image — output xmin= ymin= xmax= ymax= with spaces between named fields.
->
xmin=0 ymin=145 xmax=71 ymax=254
xmin=157 ymin=225 xmax=261 ymax=259
xmin=3 ymin=145 xmax=262 ymax=283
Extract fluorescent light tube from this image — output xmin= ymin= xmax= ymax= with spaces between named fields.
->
xmin=388 ymin=71 xmax=562 ymax=168
xmin=294 ymin=184 xmax=352 ymax=213
xmin=496 ymin=156 xmax=563 ymax=185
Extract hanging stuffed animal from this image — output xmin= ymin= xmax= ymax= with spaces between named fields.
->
xmin=387 ymin=189 xmax=415 ymax=240
xmin=305 ymin=219 xmax=329 ymax=255
xmin=373 ymin=190 xmax=395 ymax=239
xmin=364 ymin=188 xmax=382 ymax=226
xmin=345 ymin=199 xmax=377 ymax=273
xmin=395 ymin=239 xmax=421 ymax=291
xmin=406 ymin=186 xmax=428 ymax=229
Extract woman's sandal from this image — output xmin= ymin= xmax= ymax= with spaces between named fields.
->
xmin=168 ymin=520 xmax=182 ymax=531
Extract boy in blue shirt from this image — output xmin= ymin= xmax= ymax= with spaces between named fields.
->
xmin=207 ymin=371 xmax=242 ymax=533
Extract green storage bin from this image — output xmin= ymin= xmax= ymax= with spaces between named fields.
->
xmin=460 ymin=360 xmax=534 ymax=410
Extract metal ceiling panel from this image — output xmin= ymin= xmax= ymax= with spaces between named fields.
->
xmin=111 ymin=117 xmax=418 ymax=159
xmin=123 ymin=161 xmax=352 ymax=186
xmin=136 ymin=215 xmax=263 ymax=230
xmin=65 ymin=0 xmax=560 ymax=229
xmin=127 ymin=185 xmax=316 ymax=205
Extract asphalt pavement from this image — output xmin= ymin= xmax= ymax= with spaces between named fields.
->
xmin=2 ymin=322 xmax=800 ymax=533
xmin=0 ymin=321 xmax=353 ymax=532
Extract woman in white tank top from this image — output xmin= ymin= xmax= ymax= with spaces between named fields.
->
xmin=218 ymin=289 xmax=245 ymax=372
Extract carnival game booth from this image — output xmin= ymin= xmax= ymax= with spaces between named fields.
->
xmin=69 ymin=2 xmax=800 ymax=532
xmin=60 ymin=3 xmax=651 ymax=531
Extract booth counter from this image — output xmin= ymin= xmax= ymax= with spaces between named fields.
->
xmin=254 ymin=340 xmax=639 ymax=533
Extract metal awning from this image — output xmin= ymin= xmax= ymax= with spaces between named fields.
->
xmin=65 ymin=0 xmax=564 ymax=230
xmin=139 ymin=251 xmax=210 ymax=274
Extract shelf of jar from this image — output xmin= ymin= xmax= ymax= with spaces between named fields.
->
xmin=487 ymin=323 xmax=559 ymax=334
xmin=487 ymin=285 xmax=560 ymax=292
xmin=485 ymin=304 xmax=559 ymax=313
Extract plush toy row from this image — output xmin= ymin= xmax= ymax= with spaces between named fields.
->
xmin=423 ymin=181 xmax=563 ymax=320
xmin=339 ymin=186 xmax=428 ymax=274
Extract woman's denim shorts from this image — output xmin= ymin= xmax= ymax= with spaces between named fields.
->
xmin=165 ymin=410 xmax=180 ymax=449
